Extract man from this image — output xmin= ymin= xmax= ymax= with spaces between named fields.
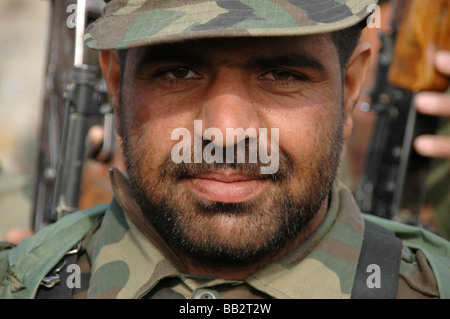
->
xmin=1 ymin=0 xmax=449 ymax=299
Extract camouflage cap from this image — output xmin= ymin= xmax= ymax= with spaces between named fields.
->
xmin=84 ymin=0 xmax=378 ymax=51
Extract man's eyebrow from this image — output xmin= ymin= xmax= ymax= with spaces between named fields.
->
xmin=135 ymin=48 xmax=206 ymax=69
xmin=135 ymin=48 xmax=326 ymax=73
xmin=248 ymin=53 xmax=326 ymax=72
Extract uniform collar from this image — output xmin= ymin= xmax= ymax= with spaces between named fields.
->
xmin=247 ymin=182 xmax=365 ymax=298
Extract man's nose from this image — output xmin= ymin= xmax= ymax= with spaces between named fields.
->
xmin=198 ymin=68 xmax=262 ymax=148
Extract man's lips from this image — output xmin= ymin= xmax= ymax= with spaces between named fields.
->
xmin=183 ymin=171 xmax=268 ymax=203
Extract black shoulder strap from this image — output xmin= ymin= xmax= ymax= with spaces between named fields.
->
xmin=351 ymin=219 xmax=403 ymax=299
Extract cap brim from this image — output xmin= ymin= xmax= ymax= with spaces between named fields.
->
xmin=85 ymin=0 xmax=376 ymax=50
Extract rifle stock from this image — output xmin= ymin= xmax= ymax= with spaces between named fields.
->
xmin=32 ymin=0 xmax=112 ymax=231
xmin=388 ymin=0 xmax=450 ymax=92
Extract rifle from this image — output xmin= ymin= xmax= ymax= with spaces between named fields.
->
xmin=31 ymin=0 xmax=115 ymax=231
xmin=356 ymin=0 xmax=450 ymax=224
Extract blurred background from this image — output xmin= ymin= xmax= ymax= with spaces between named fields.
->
xmin=0 ymin=0 xmax=49 ymax=239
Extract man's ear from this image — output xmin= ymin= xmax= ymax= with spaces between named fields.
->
xmin=100 ymin=50 xmax=122 ymax=136
xmin=343 ymin=40 xmax=372 ymax=139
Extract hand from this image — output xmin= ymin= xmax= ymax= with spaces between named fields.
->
xmin=414 ymin=51 xmax=450 ymax=160
xmin=4 ymin=228 xmax=34 ymax=244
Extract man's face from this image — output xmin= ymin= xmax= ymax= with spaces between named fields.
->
xmin=115 ymin=35 xmax=349 ymax=267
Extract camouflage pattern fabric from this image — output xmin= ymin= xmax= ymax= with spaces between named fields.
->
xmin=68 ymin=180 xmax=439 ymax=299
xmin=84 ymin=0 xmax=378 ymax=50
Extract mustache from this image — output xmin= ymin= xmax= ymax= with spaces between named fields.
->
xmin=160 ymin=138 xmax=293 ymax=181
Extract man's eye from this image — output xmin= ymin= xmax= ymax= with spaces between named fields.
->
xmin=260 ymin=70 xmax=306 ymax=82
xmin=271 ymin=70 xmax=294 ymax=81
xmin=166 ymin=67 xmax=199 ymax=79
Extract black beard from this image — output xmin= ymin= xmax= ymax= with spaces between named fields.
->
xmin=123 ymin=133 xmax=343 ymax=269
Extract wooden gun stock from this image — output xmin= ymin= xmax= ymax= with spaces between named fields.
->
xmin=389 ymin=0 xmax=450 ymax=92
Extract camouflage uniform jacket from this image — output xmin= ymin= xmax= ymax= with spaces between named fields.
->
xmin=1 ymin=178 xmax=449 ymax=299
